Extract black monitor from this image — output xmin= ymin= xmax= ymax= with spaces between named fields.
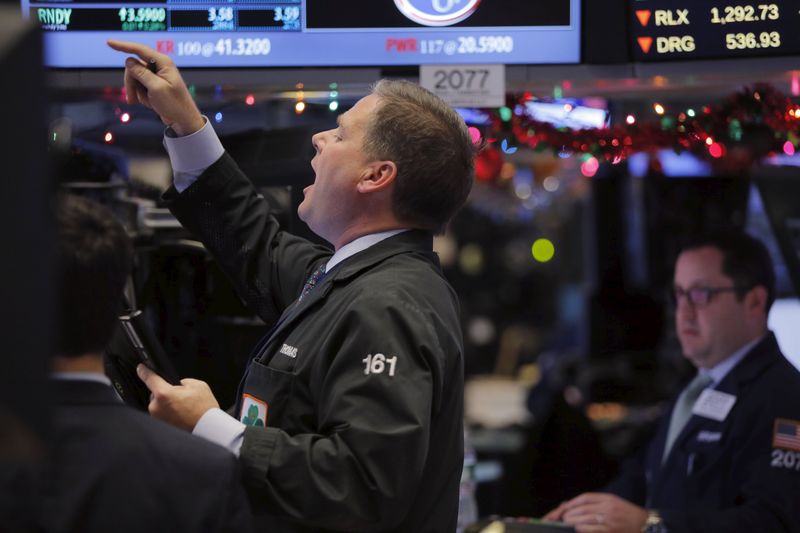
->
xmin=22 ymin=0 xmax=581 ymax=67
xmin=629 ymin=0 xmax=800 ymax=61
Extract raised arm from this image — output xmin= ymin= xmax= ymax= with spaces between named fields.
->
xmin=107 ymin=39 xmax=204 ymax=136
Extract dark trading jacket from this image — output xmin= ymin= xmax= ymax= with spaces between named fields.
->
xmin=606 ymin=333 xmax=800 ymax=532
xmin=166 ymin=152 xmax=465 ymax=533
xmin=40 ymin=380 xmax=253 ymax=533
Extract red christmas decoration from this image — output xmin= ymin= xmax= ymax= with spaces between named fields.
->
xmin=483 ymin=83 xmax=800 ymax=174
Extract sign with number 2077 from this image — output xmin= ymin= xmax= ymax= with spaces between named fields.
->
xmin=420 ymin=64 xmax=505 ymax=108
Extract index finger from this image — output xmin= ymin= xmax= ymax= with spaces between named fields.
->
xmin=136 ymin=363 xmax=172 ymax=396
xmin=107 ymin=39 xmax=154 ymax=58
xmin=562 ymin=492 xmax=605 ymax=510
xmin=107 ymin=39 xmax=169 ymax=66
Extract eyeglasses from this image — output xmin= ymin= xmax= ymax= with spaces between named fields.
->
xmin=670 ymin=286 xmax=745 ymax=307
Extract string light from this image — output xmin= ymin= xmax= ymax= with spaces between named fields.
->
xmin=653 ymin=103 xmax=665 ymax=115
xmin=626 ymin=114 xmax=636 ymax=125
xmin=328 ymin=88 xmax=339 ymax=112
xmin=543 ymin=176 xmax=560 ymax=192
xmin=295 ymin=82 xmax=305 ymax=115
xmin=245 ymin=94 xmax=255 ymax=106
xmin=514 ymin=183 xmax=532 ymax=200
xmin=531 ymin=239 xmax=555 ymax=263
xmin=468 ymin=127 xmax=482 ymax=145
xmin=708 ymin=142 xmax=724 ymax=158
xmin=103 ymin=132 xmax=113 ymax=143
xmin=120 ymin=112 xmax=130 ymax=123
xmin=580 ymin=156 xmax=600 ymax=177
xmin=500 ymin=139 xmax=517 ymax=154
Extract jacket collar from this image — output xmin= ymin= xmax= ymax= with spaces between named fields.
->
xmin=50 ymin=378 xmax=123 ymax=406
xmin=267 ymin=230 xmax=436 ymax=342
xmin=712 ymin=331 xmax=781 ymax=396
xmin=655 ymin=332 xmax=782 ymax=477
xmin=328 ymin=229 xmax=437 ymax=283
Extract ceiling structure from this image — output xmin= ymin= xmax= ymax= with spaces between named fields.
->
xmin=49 ymin=54 xmax=800 ymax=106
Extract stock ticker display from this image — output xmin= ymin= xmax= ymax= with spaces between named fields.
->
xmin=24 ymin=0 xmax=580 ymax=67
xmin=631 ymin=0 xmax=800 ymax=61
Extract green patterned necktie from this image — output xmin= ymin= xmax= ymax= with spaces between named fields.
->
xmin=663 ymin=372 xmax=713 ymax=463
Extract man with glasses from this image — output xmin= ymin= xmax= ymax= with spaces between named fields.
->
xmin=545 ymin=231 xmax=800 ymax=533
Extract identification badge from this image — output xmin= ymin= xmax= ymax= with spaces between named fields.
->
xmin=697 ymin=430 xmax=723 ymax=443
xmin=692 ymin=389 xmax=736 ymax=421
xmin=240 ymin=393 xmax=268 ymax=427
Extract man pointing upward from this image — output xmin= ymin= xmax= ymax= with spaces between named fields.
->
xmin=108 ymin=39 xmax=474 ymax=532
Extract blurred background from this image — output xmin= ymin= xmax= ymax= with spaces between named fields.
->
xmin=3 ymin=0 xmax=800 ymax=526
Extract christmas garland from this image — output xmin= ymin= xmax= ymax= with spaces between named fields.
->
xmin=482 ymin=83 xmax=800 ymax=175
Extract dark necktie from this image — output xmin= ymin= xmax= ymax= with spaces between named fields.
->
xmin=662 ymin=372 xmax=713 ymax=462
xmin=298 ymin=264 xmax=326 ymax=302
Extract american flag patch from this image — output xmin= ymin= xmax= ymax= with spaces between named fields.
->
xmin=773 ymin=419 xmax=800 ymax=451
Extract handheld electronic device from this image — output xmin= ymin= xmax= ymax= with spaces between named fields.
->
xmin=104 ymin=309 xmax=180 ymax=410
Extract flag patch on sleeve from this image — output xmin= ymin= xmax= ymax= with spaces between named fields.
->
xmin=773 ymin=419 xmax=800 ymax=451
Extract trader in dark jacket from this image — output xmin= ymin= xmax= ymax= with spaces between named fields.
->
xmin=41 ymin=194 xmax=253 ymax=533
xmin=545 ymin=232 xmax=800 ymax=533
xmin=107 ymin=39 xmax=474 ymax=532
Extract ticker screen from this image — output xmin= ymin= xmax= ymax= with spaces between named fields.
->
xmin=23 ymin=0 xmax=581 ymax=68
xmin=630 ymin=0 xmax=800 ymax=61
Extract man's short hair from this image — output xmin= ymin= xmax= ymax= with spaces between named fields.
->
xmin=56 ymin=194 xmax=133 ymax=357
xmin=680 ymin=230 xmax=776 ymax=312
xmin=364 ymin=80 xmax=475 ymax=233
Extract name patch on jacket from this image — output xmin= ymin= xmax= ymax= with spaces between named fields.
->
xmin=692 ymin=389 xmax=736 ymax=421
xmin=279 ymin=344 xmax=298 ymax=358
xmin=697 ymin=430 xmax=723 ymax=443
xmin=240 ymin=394 xmax=268 ymax=426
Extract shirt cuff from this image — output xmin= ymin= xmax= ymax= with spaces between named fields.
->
xmin=163 ymin=116 xmax=225 ymax=192
xmin=192 ymin=407 xmax=246 ymax=456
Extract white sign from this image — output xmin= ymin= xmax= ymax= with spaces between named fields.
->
xmin=420 ymin=64 xmax=505 ymax=108
xmin=692 ymin=389 xmax=737 ymax=422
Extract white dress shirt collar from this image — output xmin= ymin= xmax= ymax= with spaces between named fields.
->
xmin=51 ymin=371 xmax=113 ymax=387
xmin=325 ymin=229 xmax=408 ymax=273
xmin=702 ymin=334 xmax=765 ymax=386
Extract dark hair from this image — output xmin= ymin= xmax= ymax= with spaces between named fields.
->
xmin=364 ymin=80 xmax=475 ymax=233
xmin=680 ymin=230 xmax=775 ymax=312
xmin=55 ymin=194 xmax=133 ymax=357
